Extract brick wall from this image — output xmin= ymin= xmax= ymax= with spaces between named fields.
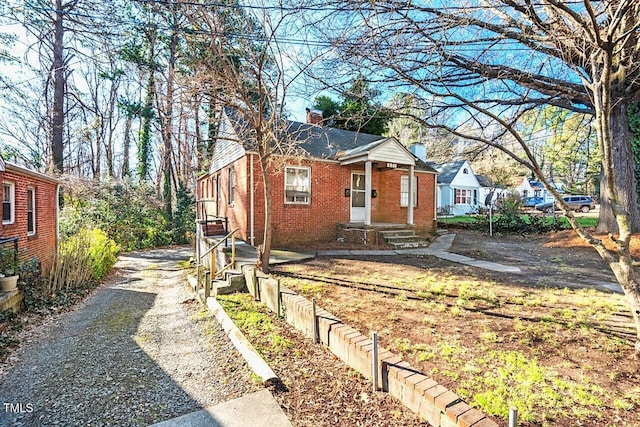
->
xmin=1 ymin=167 xmax=59 ymax=274
xmin=374 ymin=168 xmax=436 ymax=233
xmin=268 ymin=159 xmax=352 ymax=246
xmin=198 ymin=155 xmax=437 ymax=247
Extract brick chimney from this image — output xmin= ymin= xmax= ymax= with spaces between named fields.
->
xmin=306 ymin=108 xmax=323 ymax=125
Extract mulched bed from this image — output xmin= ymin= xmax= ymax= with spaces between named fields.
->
xmin=219 ymin=293 xmax=429 ymax=427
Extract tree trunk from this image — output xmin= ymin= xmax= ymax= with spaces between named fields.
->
xmin=138 ymin=39 xmax=155 ymax=182
xmin=122 ymin=114 xmax=131 ymax=178
xmin=597 ymin=98 xmax=640 ymax=232
xmin=260 ymin=155 xmax=272 ymax=274
xmin=162 ymin=29 xmax=177 ymax=223
xmin=50 ymin=0 xmax=65 ymax=173
xmin=612 ymin=256 xmax=640 ymax=354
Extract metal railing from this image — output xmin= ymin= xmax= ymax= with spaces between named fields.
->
xmin=196 ymin=199 xmax=229 ymax=246
xmin=196 ymin=227 xmax=238 ymax=299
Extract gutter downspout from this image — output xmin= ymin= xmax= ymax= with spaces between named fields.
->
xmin=434 ymin=174 xmax=438 ymax=231
xmin=250 ymin=153 xmax=255 ymax=246
xmin=407 ymin=165 xmax=415 ymax=225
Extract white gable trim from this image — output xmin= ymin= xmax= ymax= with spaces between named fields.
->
xmin=450 ymin=160 xmax=480 ymax=187
xmin=339 ymin=138 xmax=416 ymax=166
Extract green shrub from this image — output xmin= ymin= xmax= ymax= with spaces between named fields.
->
xmin=48 ymin=228 xmax=119 ymax=296
xmin=172 ymin=182 xmax=196 ymax=245
xmin=472 ymin=195 xmax=561 ymax=234
xmin=59 ymin=180 xmax=179 ymax=250
xmin=85 ymin=228 xmax=119 ymax=281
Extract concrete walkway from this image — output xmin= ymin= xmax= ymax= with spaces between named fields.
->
xmin=222 ymin=235 xmax=521 ymax=275
xmin=151 ymin=390 xmax=292 ymax=427
xmin=317 ymin=234 xmax=522 ymax=274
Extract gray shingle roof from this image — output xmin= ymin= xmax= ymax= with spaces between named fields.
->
xmin=219 ymin=109 xmax=437 ymax=173
xmin=429 ymin=160 xmax=467 ymax=184
xmin=284 ymin=121 xmax=382 ymax=159
xmin=285 ymin=122 xmax=437 ymax=173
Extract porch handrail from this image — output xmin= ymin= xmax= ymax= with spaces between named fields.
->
xmin=200 ymin=227 xmax=239 ymax=259
xmin=196 ymin=227 xmax=239 ymax=298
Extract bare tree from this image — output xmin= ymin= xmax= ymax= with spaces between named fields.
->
xmin=5 ymin=0 xmax=125 ymax=174
xmin=184 ymin=0 xmax=313 ymax=272
xmin=302 ymin=1 xmax=640 ymax=353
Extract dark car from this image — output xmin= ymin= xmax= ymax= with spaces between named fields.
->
xmin=522 ymin=196 xmax=544 ymax=207
xmin=535 ymin=195 xmax=596 ymax=214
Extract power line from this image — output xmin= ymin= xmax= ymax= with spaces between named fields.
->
xmin=12 ymin=0 xmax=575 ymax=53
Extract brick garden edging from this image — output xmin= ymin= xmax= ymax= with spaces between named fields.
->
xmin=241 ymin=265 xmax=499 ymax=427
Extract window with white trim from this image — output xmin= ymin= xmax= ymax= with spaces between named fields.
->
xmin=2 ymin=182 xmax=14 ymax=224
xmin=400 ymin=176 xmax=418 ymax=207
xmin=455 ymin=188 xmax=472 ymax=204
xmin=27 ymin=187 xmax=36 ymax=235
xmin=285 ymin=166 xmax=311 ymax=204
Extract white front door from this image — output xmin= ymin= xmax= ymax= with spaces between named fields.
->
xmin=350 ymin=172 xmax=366 ymax=222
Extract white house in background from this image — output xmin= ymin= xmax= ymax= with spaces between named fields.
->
xmin=515 ymin=177 xmax=544 ymax=198
xmin=515 ymin=177 xmax=561 ymax=202
xmin=477 ymin=175 xmax=509 ymax=208
xmin=430 ymin=160 xmax=480 ymax=216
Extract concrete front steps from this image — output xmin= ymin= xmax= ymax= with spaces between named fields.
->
xmin=194 ymin=267 xmax=250 ymax=302
xmin=212 ymin=267 xmax=247 ymax=295
xmin=378 ymin=229 xmax=431 ymax=249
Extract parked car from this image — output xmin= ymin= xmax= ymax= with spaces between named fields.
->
xmin=522 ymin=196 xmax=544 ymax=207
xmin=535 ymin=195 xmax=596 ymax=214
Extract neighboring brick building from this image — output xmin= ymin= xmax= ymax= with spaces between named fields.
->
xmin=197 ymin=109 xmax=438 ymax=248
xmin=1 ymin=156 xmax=60 ymax=274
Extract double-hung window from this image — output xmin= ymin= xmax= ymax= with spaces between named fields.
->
xmin=285 ymin=166 xmax=311 ymax=204
xmin=2 ymin=182 xmax=14 ymax=225
xmin=400 ymin=176 xmax=418 ymax=207
xmin=455 ymin=188 xmax=472 ymax=205
xmin=27 ymin=188 xmax=36 ymax=235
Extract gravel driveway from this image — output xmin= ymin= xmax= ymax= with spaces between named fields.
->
xmin=0 ymin=247 xmax=259 ymax=427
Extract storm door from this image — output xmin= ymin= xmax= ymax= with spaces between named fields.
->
xmin=350 ymin=172 xmax=366 ymax=222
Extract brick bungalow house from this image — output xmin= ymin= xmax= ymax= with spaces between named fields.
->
xmin=1 ymin=155 xmax=60 ymax=274
xmin=196 ymin=109 xmax=438 ymax=247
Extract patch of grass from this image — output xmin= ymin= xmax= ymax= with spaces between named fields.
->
xmin=134 ymin=332 xmax=152 ymax=345
xmin=217 ymin=293 xmax=293 ymax=355
xmin=623 ymin=387 xmax=640 ymax=407
xmin=300 ymin=282 xmax=328 ymax=297
xmin=438 ymin=216 xmax=478 ymax=225
xmin=551 ymin=216 xmax=598 ymax=228
xmin=104 ymin=309 xmax=139 ymax=333
xmin=391 ymin=338 xmax=437 ymax=362
xmin=191 ymin=306 xmax=211 ymax=321
xmin=279 ymin=257 xmax=635 ymax=426
xmin=439 ymin=214 xmax=596 ymax=231
xmin=513 ymin=318 xmax=559 ymax=346
xmin=177 ymin=259 xmax=192 ymax=269
xmin=480 ymin=331 xmax=502 ymax=344
xmin=460 ymin=350 xmax=605 ymax=423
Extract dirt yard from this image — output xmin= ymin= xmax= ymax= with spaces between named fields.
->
xmin=273 ymin=229 xmax=640 ymax=427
